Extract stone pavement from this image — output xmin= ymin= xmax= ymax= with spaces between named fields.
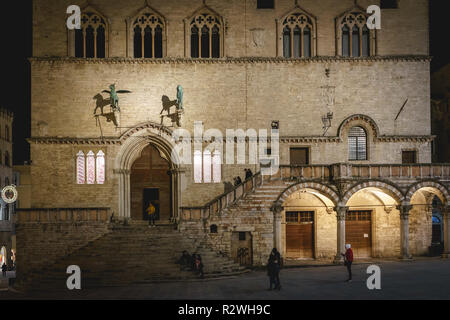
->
xmin=1 ymin=259 xmax=450 ymax=300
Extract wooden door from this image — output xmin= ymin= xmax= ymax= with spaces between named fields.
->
xmin=231 ymin=232 xmax=253 ymax=266
xmin=285 ymin=211 xmax=314 ymax=258
xmin=345 ymin=211 xmax=372 ymax=258
xmin=290 ymin=148 xmax=309 ymax=165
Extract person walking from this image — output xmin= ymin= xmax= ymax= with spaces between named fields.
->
xmin=146 ymin=202 xmax=156 ymax=227
xmin=341 ymin=244 xmax=354 ymax=282
xmin=267 ymin=248 xmax=282 ymax=290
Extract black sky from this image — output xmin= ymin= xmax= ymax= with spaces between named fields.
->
xmin=1 ymin=0 xmax=449 ymax=165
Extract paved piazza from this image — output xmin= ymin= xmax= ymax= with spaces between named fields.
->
xmin=1 ymin=259 xmax=450 ymax=300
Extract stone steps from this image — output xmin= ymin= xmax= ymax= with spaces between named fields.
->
xmin=24 ymin=223 xmax=248 ymax=290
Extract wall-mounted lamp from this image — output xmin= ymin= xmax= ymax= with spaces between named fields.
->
xmin=321 ymin=112 xmax=333 ymax=135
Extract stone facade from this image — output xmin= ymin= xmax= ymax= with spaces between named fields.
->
xmin=21 ymin=0 xmax=449 ymax=272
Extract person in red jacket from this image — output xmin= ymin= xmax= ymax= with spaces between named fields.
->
xmin=341 ymin=244 xmax=354 ymax=282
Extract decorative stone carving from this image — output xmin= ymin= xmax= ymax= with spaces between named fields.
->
xmin=250 ymin=28 xmax=264 ymax=48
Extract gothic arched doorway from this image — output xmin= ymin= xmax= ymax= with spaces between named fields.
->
xmin=130 ymin=144 xmax=172 ymax=222
xmin=114 ymin=122 xmax=181 ymax=221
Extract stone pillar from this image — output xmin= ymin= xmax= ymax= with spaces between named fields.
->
xmin=443 ymin=206 xmax=450 ymax=258
xmin=271 ymin=202 xmax=283 ymax=252
xmin=115 ymin=169 xmax=131 ymax=220
xmin=397 ymin=203 xmax=412 ymax=260
xmin=334 ymin=205 xmax=348 ymax=263
xmin=0 ymin=199 xmax=6 ymax=221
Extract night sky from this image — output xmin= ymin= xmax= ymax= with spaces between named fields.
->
xmin=1 ymin=0 xmax=449 ymax=165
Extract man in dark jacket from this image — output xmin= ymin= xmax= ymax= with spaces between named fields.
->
xmin=267 ymin=248 xmax=282 ymax=290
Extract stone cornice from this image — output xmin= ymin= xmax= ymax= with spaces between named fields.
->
xmin=27 ymin=134 xmax=435 ymax=145
xmin=29 ymin=55 xmax=432 ymax=65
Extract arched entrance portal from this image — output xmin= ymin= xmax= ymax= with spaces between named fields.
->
xmin=115 ymin=123 xmax=181 ymax=221
xmin=131 ymin=144 xmax=172 ymax=222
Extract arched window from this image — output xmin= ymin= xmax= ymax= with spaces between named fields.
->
xmin=76 ymin=150 xmax=106 ymax=185
xmin=86 ymin=151 xmax=96 ymax=184
xmin=337 ymin=9 xmax=374 ymax=57
xmin=194 ymin=150 xmax=202 ymax=183
xmin=189 ymin=12 xmax=223 ymax=58
xmin=4 ymin=151 xmax=10 ymax=167
xmin=282 ymin=12 xmax=314 ymax=58
xmin=203 ymin=150 xmax=212 ymax=183
xmin=75 ymin=11 xmax=108 ymax=58
xmin=96 ymin=151 xmax=105 ymax=184
xmin=131 ymin=11 xmax=165 ymax=58
xmin=194 ymin=149 xmax=222 ymax=183
xmin=76 ymin=151 xmax=85 ymax=184
xmin=212 ymin=150 xmax=222 ymax=183
xmin=348 ymin=127 xmax=367 ymax=160
xmin=210 ymin=224 xmax=218 ymax=233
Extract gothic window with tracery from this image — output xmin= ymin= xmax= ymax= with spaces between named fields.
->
xmin=75 ymin=12 xmax=107 ymax=58
xmin=338 ymin=10 xmax=372 ymax=57
xmin=282 ymin=13 xmax=314 ymax=58
xmin=76 ymin=151 xmax=85 ymax=184
xmin=76 ymin=150 xmax=106 ymax=185
xmin=96 ymin=151 xmax=105 ymax=184
xmin=132 ymin=12 xmax=164 ymax=58
xmin=194 ymin=149 xmax=221 ymax=183
xmin=190 ymin=13 xmax=222 ymax=58
xmin=86 ymin=151 xmax=96 ymax=184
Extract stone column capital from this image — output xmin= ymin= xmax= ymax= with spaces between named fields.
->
xmin=271 ymin=201 xmax=283 ymax=214
xmin=334 ymin=206 xmax=348 ymax=221
xmin=397 ymin=204 xmax=412 ymax=220
xmin=440 ymin=205 xmax=450 ymax=217
xmin=113 ymin=169 xmax=131 ymax=175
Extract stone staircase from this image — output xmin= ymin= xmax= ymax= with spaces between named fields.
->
xmin=25 ymin=222 xmax=249 ymax=291
xmin=228 ymin=179 xmax=288 ymax=212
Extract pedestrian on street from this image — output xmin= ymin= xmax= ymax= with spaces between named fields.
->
xmin=194 ymin=254 xmax=204 ymax=279
xmin=1 ymin=263 xmax=7 ymax=278
xmin=146 ymin=202 xmax=156 ymax=227
xmin=267 ymin=248 xmax=282 ymax=290
xmin=342 ymin=244 xmax=354 ymax=282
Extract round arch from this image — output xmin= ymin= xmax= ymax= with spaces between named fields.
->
xmin=337 ymin=114 xmax=380 ymax=139
xmin=405 ymin=180 xmax=450 ymax=205
xmin=342 ymin=180 xmax=404 ymax=204
xmin=276 ymin=181 xmax=340 ymax=207
xmin=114 ymin=122 xmax=182 ymax=220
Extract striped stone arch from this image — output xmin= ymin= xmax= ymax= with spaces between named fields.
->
xmin=405 ymin=180 xmax=450 ymax=204
xmin=276 ymin=182 xmax=340 ymax=206
xmin=342 ymin=180 xmax=405 ymax=204
xmin=337 ymin=114 xmax=380 ymax=139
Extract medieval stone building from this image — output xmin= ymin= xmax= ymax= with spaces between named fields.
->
xmin=0 ymin=107 xmax=14 ymax=270
xmin=16 ymin=0 xmax=450 ymax=286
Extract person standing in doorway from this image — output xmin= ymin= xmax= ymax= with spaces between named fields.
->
xmin=342 ymin=244 xmax=354 ymax=282
xmin=146 ymin=202 xmax=156 ymax=227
